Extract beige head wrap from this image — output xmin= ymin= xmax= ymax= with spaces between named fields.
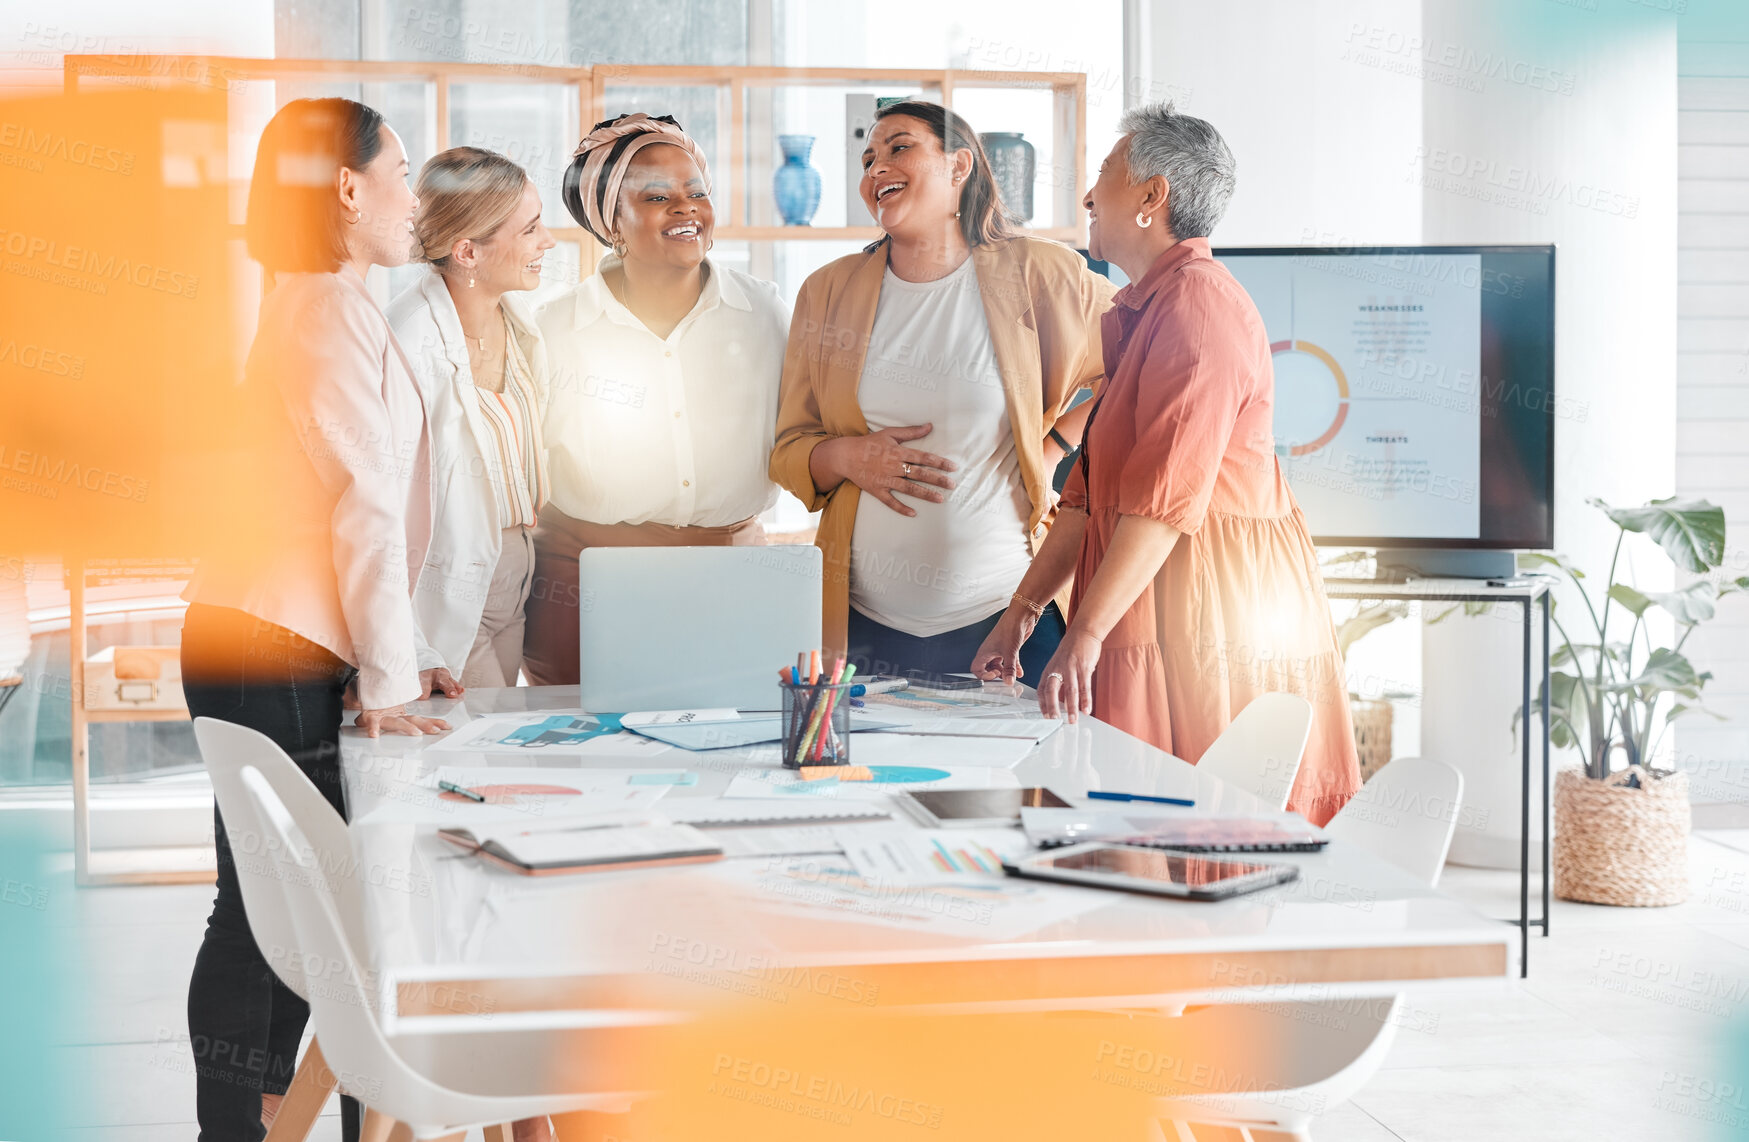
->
xmin=568 ymin=113 xmax=712 ymax=247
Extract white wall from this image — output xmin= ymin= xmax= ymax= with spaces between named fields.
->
xmin=1144 ymin=0 xmax=1685 ymax=841
xmin=1149 ymin=0 xmax=1424 ymax=246
xmin=1674 ymin=3 xmax=1749 ymax=804
xmin=0 ymin=0 xmax=272 ymax=96
xmin=1147 ymin=0 xmax=1680 ymax=562
xmin=1420 ymin=0 xmax=1678 ymax=581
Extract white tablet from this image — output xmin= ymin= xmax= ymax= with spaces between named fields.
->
xmin=1002 ymin=842 xmax=1299 ymax=901
xmin=895 ymin=786 xmax=1072 ymax=828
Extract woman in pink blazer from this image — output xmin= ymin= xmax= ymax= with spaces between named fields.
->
xmin=178 ymin=97 xmax=445 ymax=1141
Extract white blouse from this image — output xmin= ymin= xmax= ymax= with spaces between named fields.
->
xmin=536 ymin=257 xmax=789 ymax=528
xmin=849 ymin=258 xmax=1033 ymax=636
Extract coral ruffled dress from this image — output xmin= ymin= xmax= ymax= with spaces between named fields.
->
xmin=1061 ymin=238 xmax=1360 ymax=825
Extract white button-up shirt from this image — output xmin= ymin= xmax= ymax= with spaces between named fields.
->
xmin=536 ymin=257 xmax=789 ymax=527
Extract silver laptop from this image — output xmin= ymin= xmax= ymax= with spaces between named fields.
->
xmin=577 ymin=545 xmax=823 ymax=712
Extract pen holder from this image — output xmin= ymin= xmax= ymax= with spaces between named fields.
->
xmin=781 ymin=680 xmax=852 ymax=769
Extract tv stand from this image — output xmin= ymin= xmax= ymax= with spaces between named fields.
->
xmin=1375 ymin=548 xmax=1517 ymax=580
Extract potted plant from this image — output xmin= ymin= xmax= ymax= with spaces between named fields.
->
xmin=1325 ymin=551 xmax=1412 ymax=782
xmin=1523 ymin=496 xmax=1744 ymax=906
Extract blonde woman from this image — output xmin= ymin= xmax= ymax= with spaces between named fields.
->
xmin=388 ymin=147 xmax=557 ymax=689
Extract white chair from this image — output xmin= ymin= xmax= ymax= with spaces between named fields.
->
xmin=201 ymin=720 xmax=657 ymax=1140
xmin=1322 ymin=756 xmax=1463 ymax=888
xmin=1194 ymin=693 xmax=1314 ymax=810
xmin=196 ymin=716 xmax=375 ymax=1141
xmin=1155 ymin=757 xmax=1465 ymax=1141
xmin=241 ymin=764 xmax=666 ymax=1141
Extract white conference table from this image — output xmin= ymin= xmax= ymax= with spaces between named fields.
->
xmin=338 ymin=684 xmax=1511 ymax=1050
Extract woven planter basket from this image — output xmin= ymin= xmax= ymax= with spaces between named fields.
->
xmin=1552 ymin=766 xmax=1690 ymax=907
xmin=1350 ymin=698 xmax=1393 ymax=783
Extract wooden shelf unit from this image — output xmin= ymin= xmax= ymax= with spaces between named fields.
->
xmin=65 ymin=56 xmax=1089 ymax=252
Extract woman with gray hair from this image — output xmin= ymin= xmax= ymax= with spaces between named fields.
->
xmin=972 ymin=101 xmax=1360 ymax=825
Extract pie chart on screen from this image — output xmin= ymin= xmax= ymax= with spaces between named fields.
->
xmin=1270 ymin=338 xmax=1348 ymax=457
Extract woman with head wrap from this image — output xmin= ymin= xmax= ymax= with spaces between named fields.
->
xmin=523 ymin=114 xmax=790 ymax=685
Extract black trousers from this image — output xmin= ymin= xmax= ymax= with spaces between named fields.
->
xmin=180 ymin=603 xmax=362 ymax=1142
xmin=846 ymin=602 xmax=1066 ymax=683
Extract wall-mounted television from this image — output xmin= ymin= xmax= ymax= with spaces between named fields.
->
xmin=1211 ymin=245 xmax=1556 ymax=563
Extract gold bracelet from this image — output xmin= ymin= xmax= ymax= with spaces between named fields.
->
xmin=1010 ymin=591 xmax=1047 ymax=618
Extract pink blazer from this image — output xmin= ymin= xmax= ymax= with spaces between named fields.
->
xmin=187 ymin=266 xmax=434 ymax=709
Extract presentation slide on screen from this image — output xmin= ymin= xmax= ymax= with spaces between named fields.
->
xmin=1220 ymin=252 xmax=1484 ymax=540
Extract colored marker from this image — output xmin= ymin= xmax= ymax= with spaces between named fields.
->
xmin=1087 ymin=790 xmax=1195 ymax=807
xmin=438 ymin=780 xmax=486 ymax=803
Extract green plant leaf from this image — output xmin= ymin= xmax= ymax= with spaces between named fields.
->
xmin=1668 ymin=702 xmax=1726 ymax=723
xmin=1548 ymin=670 xmax=1583 ymax=711
xmin=1716 ymin=576 xmax=1749 ymax=598
xmin=1607 ymin=584 xmax=1652 ymax=617
xmin=1521 ymin=551 xmax=1585 ymax=580
xmin=1591 ymin=496 xmax=1726 ymax=573
xmin=1643 ymin=581 xmax=1718 ymax=625
xmin=1621 ymin=647 xmax=1701 ymax=693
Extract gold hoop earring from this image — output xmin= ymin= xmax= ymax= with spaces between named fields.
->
xmin=1136 ymin=211 xmax=1152 ymax=230
xmin=611 ymin=234 xmax=627 ymax=259
xmin=346 ymin=210 xmax=361 ymax=225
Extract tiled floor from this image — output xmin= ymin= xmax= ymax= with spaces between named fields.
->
xmin=40 ymin=830 xmax=1749 ymax=1140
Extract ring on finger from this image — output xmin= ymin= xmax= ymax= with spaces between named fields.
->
xmin=901 ymin=462 xmax=913 ymax=477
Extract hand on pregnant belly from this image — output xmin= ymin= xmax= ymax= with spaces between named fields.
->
xmin=819 ymin=423 xmax=958 ymax=517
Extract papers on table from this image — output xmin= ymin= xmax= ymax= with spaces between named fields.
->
xmin=850 ymin=732 xmax=1038 ymax=769
xmin=721 ymin=765 xmax=1019 ymax=801
xmin=865 ymin=687 xmax=1025 ymax=712
xmin=836 ymin=825 xmax=1029 ymax=886
xmin=438 ymin=818 xmax=721 ymax=875
xmin=704 ymin=825 xmax=845 ymax=859
xmin=624 ymin=711 xmax=905 ymax=751
xmin=620 ymin=709 xmax=741 ymax=726
xmin=661 ymin=799 xmax=892 ymax=827
xmin=866 ymin=715 xmax=1064 ymax=743
xmin=350 ymin=767 xmax=679 ymax=826
xmin=735 ymin=855 xmax=1110 ymax=941
xmin=424 ymin=709 xmax=671 ymax=757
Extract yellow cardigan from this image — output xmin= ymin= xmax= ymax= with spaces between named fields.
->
xmin=770 ymin=236 xmax=1116 ymax=657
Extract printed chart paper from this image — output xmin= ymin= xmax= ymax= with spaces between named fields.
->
xmin=425 ymin=710 xmax=671 ymax=757
xmin=836 ymin=825 xmax=1030 ymax=885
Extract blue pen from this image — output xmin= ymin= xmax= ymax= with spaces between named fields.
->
xmin=1088 ymin=790 xmax=1195 ymax=807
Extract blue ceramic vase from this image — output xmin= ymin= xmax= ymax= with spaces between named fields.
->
xmin=774 ymin=134 xmax=822 ymax=226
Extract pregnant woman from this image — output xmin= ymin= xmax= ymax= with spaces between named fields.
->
xmin=772 ymin=100 xmax=1112 ymax=678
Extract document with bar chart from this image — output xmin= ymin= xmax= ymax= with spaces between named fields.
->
xmin=835 ymin=825 xmax=1030 ymax=885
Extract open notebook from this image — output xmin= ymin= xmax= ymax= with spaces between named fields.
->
xmin=437 ymin=818 xmax=724 ymax=876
